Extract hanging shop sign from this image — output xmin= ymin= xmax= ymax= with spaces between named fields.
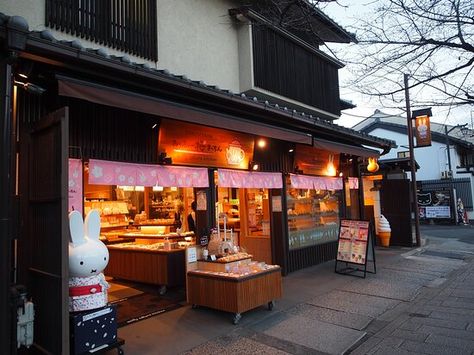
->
xmin=294 ymin=144 xmax=340 ymax=176
xmin=348 ymin=177 xmax=359 ymax=189
xmin=414 ymin=115 xmax=432 ymax=147
xmin=289 ymin=174 xmax=343 ymax=190
xmin=158 ymin=119 xmax=254 ymax=169
xmin=88 ymin=159 xmax=209 ymax=187
xmin=68 ymin=159 xmax=83 ymax=213
xmin=217 ymin=169 xmax=282 ymax=189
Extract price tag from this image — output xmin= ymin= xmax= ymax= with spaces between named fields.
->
xmin=210 ymin=255 xmax=217 ymax=261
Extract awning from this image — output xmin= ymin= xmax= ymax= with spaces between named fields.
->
xmin=218 ymin=169 xmax=282 ymax=189
xmin=58 ymin=76 xmax=313 ymax=145
xmin=289 ymin=174 xmax=343 ymax=190
xmin=88 ymin=159 xmax=209 ymax=187
xmin=313 ymin=138 xmax=380 ymax=158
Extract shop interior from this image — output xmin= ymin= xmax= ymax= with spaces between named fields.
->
xmin=216 ymin=187 xmax=272 ymax=264
xmin=287 ymin=185 xmax=341 ymax=250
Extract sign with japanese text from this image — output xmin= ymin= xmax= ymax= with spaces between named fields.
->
xmin=158 ymin=119 xmax=254 ymax=169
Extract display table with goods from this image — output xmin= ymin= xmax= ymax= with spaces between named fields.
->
xmin=105 ymin=239 xmax=191 ymax=294
xmin=187 ymin=252 xmax=282 ymax=324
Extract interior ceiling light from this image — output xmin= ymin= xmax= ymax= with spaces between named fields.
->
xmin=257 ymin=139 xmax=266 ymax=148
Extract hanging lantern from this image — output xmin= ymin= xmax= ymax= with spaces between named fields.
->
xmin=326 ymin=154 xmax=337 ymax=176
xmin=367 ymin=157 xmax=379 ymax=173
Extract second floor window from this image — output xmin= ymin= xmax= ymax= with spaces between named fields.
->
xmin=46 ymin=0 xmax=157 ymax=61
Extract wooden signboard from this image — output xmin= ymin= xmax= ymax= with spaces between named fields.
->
xmin=335 ymin=219 xmax=376 ymax=278
xmin=294 ymin=144 xmax=340 ymax=176
xmin=159 ymin=119 xmax=254 ymax=169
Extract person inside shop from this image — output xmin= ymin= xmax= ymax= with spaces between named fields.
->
xmin=187 ymin=201 xmax=197 ymax=233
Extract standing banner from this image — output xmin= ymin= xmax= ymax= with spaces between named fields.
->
xmin=335 ymin=219 xmax=376 ymax=278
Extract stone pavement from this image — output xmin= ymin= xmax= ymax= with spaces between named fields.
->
xmin=117 ymin=231 xmax=474 ymax=355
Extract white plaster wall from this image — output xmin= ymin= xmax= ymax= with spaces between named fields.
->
xmin=370 ymin=127 xmax=464 ymax=181
xmin=1 ymin=0 xmax=242 ymax=91
xmin=156 ymin=0 xmax=241 ymax=92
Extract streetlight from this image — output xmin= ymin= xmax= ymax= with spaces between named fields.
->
xmin=445 ymin=123 xmax=468 ymax=175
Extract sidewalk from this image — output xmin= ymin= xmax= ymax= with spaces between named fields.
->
xmin=116 ymin=235 xmax=474 ymax=354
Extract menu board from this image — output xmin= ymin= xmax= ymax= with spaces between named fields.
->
xmin=336 ymin=219 xmax=369 ymax=265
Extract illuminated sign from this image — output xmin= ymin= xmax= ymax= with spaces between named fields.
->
xmin=159 ymin=119 xmax=254 ymax=169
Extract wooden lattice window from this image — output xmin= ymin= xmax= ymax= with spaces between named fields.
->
xmin=46 ymin=0 xmax=157 ymax=61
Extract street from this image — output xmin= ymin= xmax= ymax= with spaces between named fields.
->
xmin=115 ymin=225 xmax=474 ymax=354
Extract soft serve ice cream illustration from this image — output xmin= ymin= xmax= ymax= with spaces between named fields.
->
xmin=378 ymin=215 xmax=391 ymax=247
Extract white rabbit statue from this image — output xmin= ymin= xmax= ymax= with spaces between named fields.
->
xmin=68 ymin=210 xmax=110 ymax=312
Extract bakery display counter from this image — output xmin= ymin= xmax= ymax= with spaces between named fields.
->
xmin=106 ymin=244 xmax=186 ymax=294
xmin=187 ymin=264 xmax=281 ymax=324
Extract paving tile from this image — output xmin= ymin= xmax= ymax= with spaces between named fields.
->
xmin=398 ymin=320 xmax=423 ymax=331
xmin=407 ymin=316 xmax=468 ymax=330
xmin=262 ymin=314 xmax=365 ymax=355
xmin=307 ymin=290 xmax=399 ymax=318
xmin=419 ymin=325 xmax=474 ymax=340
xmin=429 ymin=310 xmax=474 ymax=322
xmin=181 ymin=335 xmax=291 ymax=355
xmin=287 ymin=303 xmax=373 ymax=331
xmin=442 ymin=299 xmax=474 ymax=309
xmin=391 ymin=329 xmax=429 ymax=342
xmin=423 ymin=305 xmax=474 ymax=316
xmin=400 ymin=339 xmax=471 ymax=355
xmin=425 ymin=333 xmax=474 ymax=351
xmin=372 ymin=346 xmax=423 ymax=355
xmin=451 ymin=289 xmax=474 ymax=299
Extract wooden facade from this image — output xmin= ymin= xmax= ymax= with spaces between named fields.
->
xmin=252 ymin=24 xmax=341 ymax=116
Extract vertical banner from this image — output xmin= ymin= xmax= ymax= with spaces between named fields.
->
xmin=68 ymin=159 xmax=83 ymax=214
xmin=414 ymin=115 xmax=432 ymax=147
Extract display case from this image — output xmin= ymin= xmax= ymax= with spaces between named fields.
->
xmin=287 ymin=191 xmax=340 ymax=250
xmin=85 ymin=201 xmax=130 ymax=230
xmin=187 ymin=260 xmax=281 ymax=324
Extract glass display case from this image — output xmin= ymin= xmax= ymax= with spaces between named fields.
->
xmin=287 ymin=187 xmax=340 ymax=250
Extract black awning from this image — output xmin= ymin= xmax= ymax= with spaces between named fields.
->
xmin=57 ymin=76 xmax=313 ymax=145
xmin=313 ymin=137 xmax=380 ymax=158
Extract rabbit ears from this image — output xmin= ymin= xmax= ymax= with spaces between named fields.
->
xmin=69 ymin=210 xmax=101 ymax=245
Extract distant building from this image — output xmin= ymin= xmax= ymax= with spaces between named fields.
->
xmin=354 ymin=109 xmax=474 ymax=221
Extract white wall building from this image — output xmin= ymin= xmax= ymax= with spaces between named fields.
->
xmin=354 ymin=109 xmax=474 ymax=221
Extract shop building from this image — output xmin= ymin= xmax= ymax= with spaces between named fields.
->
xmin=0 ymin=3 xmax=395 ymax=353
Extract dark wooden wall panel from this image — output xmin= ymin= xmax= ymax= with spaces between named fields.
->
xmin=288 ymin=241 xmax=338 ymax=273
xmin=252 ymin=24 xmax=341 ymax=116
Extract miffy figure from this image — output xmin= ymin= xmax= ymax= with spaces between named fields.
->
xmin=68 ymin=210 xmax=110 ymax=312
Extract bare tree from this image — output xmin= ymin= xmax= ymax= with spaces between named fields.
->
xmin=344 ymin=0 xmax=474 ymax=110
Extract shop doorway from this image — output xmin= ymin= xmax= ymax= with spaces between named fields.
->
xmin=20 ymin=108 xmax=70 ymax=354
xmin=217 ymin=187 xmax=272 ymax=264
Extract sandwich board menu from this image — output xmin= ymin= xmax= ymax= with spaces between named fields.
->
xmin=335 ymin=219 xmax=376 ymax=278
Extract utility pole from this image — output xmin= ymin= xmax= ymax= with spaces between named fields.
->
xmin=404 ymin=74 xmax=421 ymax=247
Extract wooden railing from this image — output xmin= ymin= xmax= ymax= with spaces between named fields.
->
xmin=45 ymin=0 xmax=157 ymax=61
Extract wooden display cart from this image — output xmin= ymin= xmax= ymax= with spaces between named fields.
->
xmin=187 ymin=266 xmax=282 ymax=324
xmin=106 ymin=246 xmax=185 ymax=294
